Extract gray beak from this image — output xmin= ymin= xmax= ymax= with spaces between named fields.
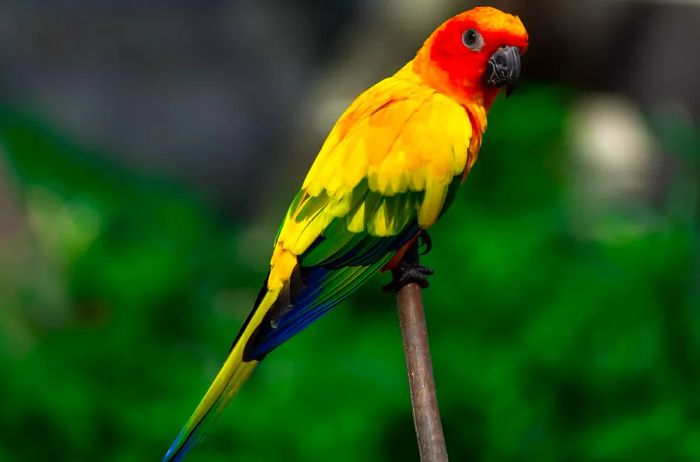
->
xmin=483 ymin=45 xmax=521 ymax=97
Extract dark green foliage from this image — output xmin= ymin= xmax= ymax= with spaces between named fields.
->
xmin=0 ymin=85 xmax=698 ymax=461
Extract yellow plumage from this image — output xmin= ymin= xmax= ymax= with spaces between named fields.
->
xmin=271 ymin=63 xmax=473 ymax=290
xmin=164 ymin=7 xmax=529 ymax=461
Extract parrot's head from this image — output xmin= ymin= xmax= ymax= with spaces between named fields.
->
xmin=414 ymin=7 xmax=529 ymax=108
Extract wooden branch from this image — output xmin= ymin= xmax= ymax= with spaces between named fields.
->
xmin=393 ymin=244 xmax=448 ymax=462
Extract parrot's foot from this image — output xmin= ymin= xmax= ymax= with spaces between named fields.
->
xmin=418 ymin=231 xmax=432 ymax=255
xmin=383 ymin=260 xmax=434 ymax=293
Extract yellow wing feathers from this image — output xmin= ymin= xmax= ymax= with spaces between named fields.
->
xmin=304 ymin=71 xmax=471 ymax=202
xmin=269 ymin=64 xmax=472 ymax=291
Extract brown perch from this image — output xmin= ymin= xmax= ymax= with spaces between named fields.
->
xmin=391 ymin=242 xmax=448 ymax=461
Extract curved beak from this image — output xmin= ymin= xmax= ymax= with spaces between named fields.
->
xmin=483 ymin=46 xmax=522 ymax=97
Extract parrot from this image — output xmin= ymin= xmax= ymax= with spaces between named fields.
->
xmin=164 ymin=6 xmax=528 ymax=461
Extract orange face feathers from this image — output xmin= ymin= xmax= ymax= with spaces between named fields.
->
xmin=413 ymin=7 xmax=528 ymax=107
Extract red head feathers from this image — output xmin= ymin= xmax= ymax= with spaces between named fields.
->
xmin=414 ymin=7 xmax=529 ymax=108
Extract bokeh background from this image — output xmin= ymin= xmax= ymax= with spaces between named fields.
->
xmin=1 ymin=0 xmax=698 ymax=461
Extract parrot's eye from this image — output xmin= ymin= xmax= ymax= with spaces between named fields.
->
xmin=462 ymin=28 xmax=484 ymax=52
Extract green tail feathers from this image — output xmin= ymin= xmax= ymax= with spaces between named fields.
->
xmin=163 ymin=291 xmax=279 ymax=461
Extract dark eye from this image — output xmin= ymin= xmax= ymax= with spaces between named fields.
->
xmin=462 ymin=28 xmax=484 ymax=52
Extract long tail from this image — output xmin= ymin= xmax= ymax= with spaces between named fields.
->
xmin=163 ymin=289 xmax=279 ymax=462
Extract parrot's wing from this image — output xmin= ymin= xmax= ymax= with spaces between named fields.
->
xmin=241 ymin=77 xmax=473 ymax=360
xmin=301 ymin=76 xmax=474 ymax=229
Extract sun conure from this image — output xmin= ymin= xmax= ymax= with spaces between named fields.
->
xmin=164 ymin=6 xmax=528 ymax=461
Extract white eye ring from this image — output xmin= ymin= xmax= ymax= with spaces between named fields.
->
xmin=462 ymin=28 xmax=484 ymax=52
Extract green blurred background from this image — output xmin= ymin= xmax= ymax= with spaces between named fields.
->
xmin=0 ymin=1 xmax=698 ymax=461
